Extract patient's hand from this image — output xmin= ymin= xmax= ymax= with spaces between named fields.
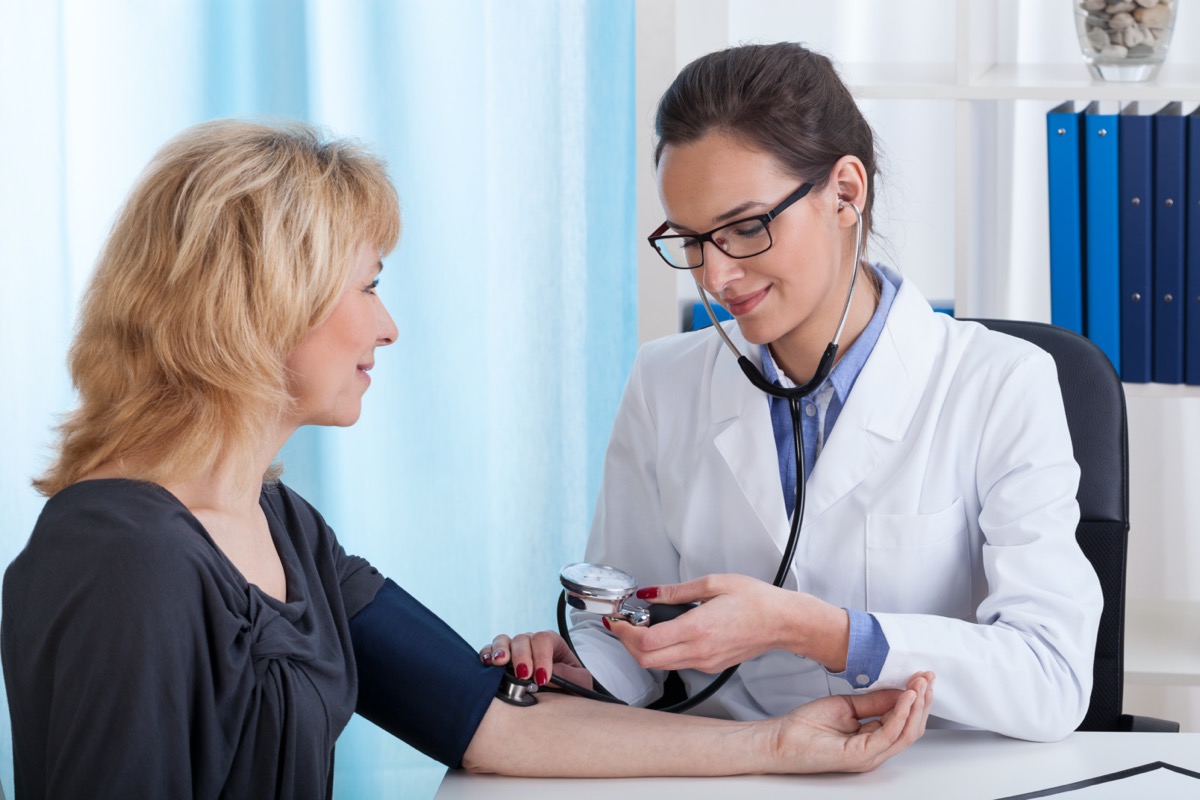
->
xmin=776 ymin=671 xmax=935 ymax=773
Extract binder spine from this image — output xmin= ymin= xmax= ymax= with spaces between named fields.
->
xmin=1085 ymin=105 xmax=1122 ymax=373
xmin=1153 ymin=103 xmax=1186 ymax=384
xmin=1118 ymin=104 xmax=1154 ymax=384
xmin=1047 ymin=102 xmax=1086 ymax=336
xmin=1187 ymin=108 xmax=1200 ymax=385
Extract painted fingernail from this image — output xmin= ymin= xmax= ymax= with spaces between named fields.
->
xmin=493 ymin=649 xmax=505 ymax=660
xmin=481 ymin=650 xmax=492 ymax=663
xmin=535 ymin=668 xmax=548 ymax=686
xmin=516 ymin=663 xmax=530 ymax=679
xmin=602 ymin=617 xmax=612 ymax=631
xmin=636 ymin=587 xmax=659 ymax=600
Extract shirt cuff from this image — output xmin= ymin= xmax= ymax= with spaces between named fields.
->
xmin=827 ymin=609 xmax=890 ymax=688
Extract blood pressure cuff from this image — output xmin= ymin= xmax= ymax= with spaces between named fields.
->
xmin=349 ymin=578 xmax=504 ymax=768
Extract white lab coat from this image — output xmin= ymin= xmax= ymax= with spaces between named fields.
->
xmin=574 ymin=267 xmax=1103 ymax=742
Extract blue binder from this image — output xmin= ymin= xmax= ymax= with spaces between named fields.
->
xmin=1187 ymin=106 xmax=1200 ymax=385
xmin=1046 ymin=101 xmax=1086 ymax=335
xmin=1084 ymin=101 xmax=1121 ymax=373
xmin=1118 ymin=102 xmax=1154 ymax=383
xmin=1153 ymin=102 xmax=1186 ymax=384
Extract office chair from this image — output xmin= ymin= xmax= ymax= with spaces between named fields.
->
xmin=969 ymin=318 xmax=1178 ymax=733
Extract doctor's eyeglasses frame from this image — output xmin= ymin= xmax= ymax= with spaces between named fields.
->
xmin=646 ymin=181 xmax=814 ymax=270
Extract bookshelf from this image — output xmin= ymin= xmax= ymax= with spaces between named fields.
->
xmin=635 ymin=0 xmax=1200 ymax=729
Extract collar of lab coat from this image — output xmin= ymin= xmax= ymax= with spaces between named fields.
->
xmin=708 ymin=266 xmax=942 ymax=531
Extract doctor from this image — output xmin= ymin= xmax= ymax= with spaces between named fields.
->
xmin=486 ymin=42 xmax=1102 ymax=742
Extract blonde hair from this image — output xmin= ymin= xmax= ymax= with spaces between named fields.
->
xmin=35 ymin=119 xmax=400 ymax=496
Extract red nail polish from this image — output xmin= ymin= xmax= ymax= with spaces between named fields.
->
xmin=516 ymin=663 xmax=530 ymax=679
xmin=602 ymin=617 xmax=612 ymax=631
xmin=636 ymin=587 xmax=659 ymax=600
xmin=481 ymin=651 xmax=492 ymax=663
xmin=493 ymin=650 xmax=505 ymax=660
xmin=535 ymin=668 xmax=548 ymax=686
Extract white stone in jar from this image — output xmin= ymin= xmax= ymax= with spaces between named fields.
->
xmin=1089 ymin=26 xmax=1113 ymax=50
xmin=1134 ymin=4 xmax=1172 ymax=25
xmin=1084 ymin=0 xmax=1107 ymax=11
xmin=1122 ymin=26 xmax=1148 ymax=46
xmin=1133 ymin=0 xmax=1160 ymax=7
xmin=1109 ymin=1 xmax=1137 ymax=11
xmin=1109 ymin=11 xmax=1136 ymax=29
xmin=1088 ymin=26 xmax=1112 ymax=50
xmin=1100 ymin=43 xmax=1130 ymax=57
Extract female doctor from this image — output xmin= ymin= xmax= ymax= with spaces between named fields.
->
xmin=485 ymin=42 xmax=1102 ymax=742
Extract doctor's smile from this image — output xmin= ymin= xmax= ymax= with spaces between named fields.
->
xmin=719 ymin=285 xmax=771 ymax=317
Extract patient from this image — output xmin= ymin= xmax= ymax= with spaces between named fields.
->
xmin=1 ymin=119 xmax=932 ymax=798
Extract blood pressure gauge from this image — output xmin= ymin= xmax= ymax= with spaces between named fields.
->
xmin=559 ymin=563 xmax=652 ymax=626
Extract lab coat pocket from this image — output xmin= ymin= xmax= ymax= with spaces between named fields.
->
xmin=865 ymin=497 xmax=971 ymax=617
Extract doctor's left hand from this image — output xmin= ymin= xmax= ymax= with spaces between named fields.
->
xmin=608 ymin=573 xmax=851 ymax=674
xmin=480 ymin=630 xmax=594 ymax=691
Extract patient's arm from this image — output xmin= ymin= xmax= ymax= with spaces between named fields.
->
xmin=463 ymin=671 xmax=933 ymax=776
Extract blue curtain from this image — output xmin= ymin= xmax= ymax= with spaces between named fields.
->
xmin=0 ymin=2 xmax=636 ymax=797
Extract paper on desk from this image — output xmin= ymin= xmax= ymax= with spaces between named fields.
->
xmin=997 ymin=761 xmax=1200 ymax=799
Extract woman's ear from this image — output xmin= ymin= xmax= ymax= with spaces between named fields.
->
xmin=831 ymin=156 xmax=868 ymax=229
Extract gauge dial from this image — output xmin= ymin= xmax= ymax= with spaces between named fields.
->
xmin=559 ymin=563 xmax=637 ymax=600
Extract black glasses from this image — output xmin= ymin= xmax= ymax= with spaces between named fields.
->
xmin=647 ymin=183 xmax=814 ymax=270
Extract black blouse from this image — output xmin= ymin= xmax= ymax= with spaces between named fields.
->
xmin=2 ymin=479 xmax=501 ymax=799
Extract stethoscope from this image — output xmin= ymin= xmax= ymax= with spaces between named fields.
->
xmin=498 ymin=202 xmax=865 ymax=711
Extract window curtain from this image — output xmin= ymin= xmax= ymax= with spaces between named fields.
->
xmin=0 ymin=2 xmax=636 ymax=797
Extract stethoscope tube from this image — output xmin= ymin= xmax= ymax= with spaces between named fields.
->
xmin=556 ymin=203 xmax=865 ymax=713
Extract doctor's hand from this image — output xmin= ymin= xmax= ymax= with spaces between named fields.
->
xmin=608 ymin=573 xmax=851 ymax=674
xmin=777 ymin=671 xmax=935 ymax=773
xmin=480 ymin=630 xmax=594 ymax=691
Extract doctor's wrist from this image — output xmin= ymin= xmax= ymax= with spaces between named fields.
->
xmin=782 ymin=593 xmax=850 ymax=673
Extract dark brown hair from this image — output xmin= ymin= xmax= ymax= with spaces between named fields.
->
xmin=653 ymin=42 xmax=879 ymax=235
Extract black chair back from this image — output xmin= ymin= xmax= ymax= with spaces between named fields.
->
xmin=969 ymin=319 xmax=1127 ymax=732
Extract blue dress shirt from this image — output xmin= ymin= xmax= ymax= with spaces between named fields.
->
xmin=759 ymin=263 xmax=899 ymax=688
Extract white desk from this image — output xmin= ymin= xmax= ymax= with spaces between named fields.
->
xmin=435 ymin=730 xmax=1200 ymax=800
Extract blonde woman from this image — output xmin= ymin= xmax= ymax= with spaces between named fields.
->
xmin=1 ymin=119 xmax=932 ymax=799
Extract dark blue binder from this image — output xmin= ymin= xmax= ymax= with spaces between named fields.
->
xmin=1187 ymin=106 xmax=1200 ymax=385
xmin=1084 ymin=101 xmax=1121 ymax=373
xmin=1047 ymin=101 xmax=1086 ymax=335
xmin=1118 ymin=102 xmax=1154 ymax=383
xmin=1153 ymin=102 xmax=1186 ymax=384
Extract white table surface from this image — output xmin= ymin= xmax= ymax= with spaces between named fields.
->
xmin=434 ymin=730 xmax=1200 ymax=800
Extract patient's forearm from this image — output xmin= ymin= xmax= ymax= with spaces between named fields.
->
xmin=461 ymin=693 xmax=775 ymax=777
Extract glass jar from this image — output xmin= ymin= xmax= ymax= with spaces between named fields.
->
xmin=1075 ymin=0 xmax=1179 ymax=81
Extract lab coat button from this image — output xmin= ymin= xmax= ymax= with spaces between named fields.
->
xmin=855 ymin=674 xmax=870 ymax=686
xmin=805 ymin=404 xmax=817 ymax=417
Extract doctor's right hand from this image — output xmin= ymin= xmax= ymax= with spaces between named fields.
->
xmin=606 ymin=572 xmax=852 ymax=675
xmin=480 ymin=630 xmax=594 ymax=691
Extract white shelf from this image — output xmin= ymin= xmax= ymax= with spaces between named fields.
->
xmin=1123 ymin=382 xmax=1200 ymax=399
xmin=1125 ymin=600 xmax=1200 ymax=686
xmin=845 ymin=63 xmax=1200 ymax=102
xmin=969 ymin=63 xmax=1200 ymax=102
xmin=841 ymin=63 xmax=960 ymax=99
